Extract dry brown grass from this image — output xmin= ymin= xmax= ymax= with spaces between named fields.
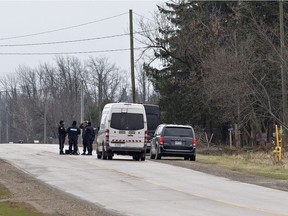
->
xmin=197 ymin=146 xmax=288 ymax=180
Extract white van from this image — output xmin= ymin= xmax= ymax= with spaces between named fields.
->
xmin=96 ymin=103 xmax=148 ymax=161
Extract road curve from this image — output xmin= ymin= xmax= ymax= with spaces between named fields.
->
xmin=0 ymin=144 xmax=287 ymax=216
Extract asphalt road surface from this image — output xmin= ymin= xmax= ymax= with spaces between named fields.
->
xmin=0 ymin=144 xmax=287 ymax=216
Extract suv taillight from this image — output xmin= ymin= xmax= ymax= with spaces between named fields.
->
xmin=105 ymin=129 xmax=109 ymax=145
xmin=192 ymin=138 xmax=196 ymax=146
xmin=159 ymin=136 xmax=164 ymax=144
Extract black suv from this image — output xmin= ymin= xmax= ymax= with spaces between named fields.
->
xmin=150 ymin=124 xmax=196 ymax=161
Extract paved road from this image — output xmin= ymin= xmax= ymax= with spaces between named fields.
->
xmin=0 ymin=144 xmax=287 ymax=216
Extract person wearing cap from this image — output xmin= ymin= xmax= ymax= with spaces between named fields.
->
xmin=58 ymin=120 xmax=66 ymax=155
xmin=84 ymin=121 xmax=95 ymax=155
xmin=79 ymin=121 xmax=88 ymax=155
xmin=66 ymin=120 xmax=81 ymax=155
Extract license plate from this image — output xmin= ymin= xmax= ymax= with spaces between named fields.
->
xmin=175 ymin=141 xmax=182 ymax=145
xmin=115 ymin=143 xmax=121 ymax=147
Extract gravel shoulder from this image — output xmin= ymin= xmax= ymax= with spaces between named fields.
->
xmin=1 ymin=157 xmax=288 ymax=216
xmin=0 ymin=159 xmax=122 ymax=216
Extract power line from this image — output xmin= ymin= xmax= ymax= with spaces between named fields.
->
xmin=0 ymin=33 xmax=129 ymax=47
xmin=0 ymin=12 xmax=128 ymax=41
xmin=133 ymin=12 xmax=154 ymax=22
xmin=0 ymin=30 xmax=157 ymax=47
xmin=0 ymin=47 xmax=148 ymax=55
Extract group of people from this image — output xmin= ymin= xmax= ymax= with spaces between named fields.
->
xmin=58 ymin=120 xmax=95 ymax=155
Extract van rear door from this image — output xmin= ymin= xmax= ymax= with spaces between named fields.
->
xmin=109 ymin=109 xmax=145 ymax=148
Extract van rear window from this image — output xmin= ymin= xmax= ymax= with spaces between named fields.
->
xmin=111 ymin=113 xmax=144 ymax=130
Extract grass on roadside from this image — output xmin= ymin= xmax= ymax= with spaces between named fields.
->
xmin=0 ymin=202 xmax=43 ymax=216
xmin=197 ymin=151 xmax=288 ymax=180
xmin=0 ymin=183 xmax=43 ymax=216
xmin=0 ymin=184 xmax=9 ymax=198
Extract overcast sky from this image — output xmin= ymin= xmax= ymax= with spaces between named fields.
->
xmin=0 ymin=0 xmax=164 ymax=78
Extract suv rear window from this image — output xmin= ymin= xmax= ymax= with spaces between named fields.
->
xmin=111 ymin=113 xmax=144 ymax=130
xmin=163 ymin=127 xmax=193 ymax=137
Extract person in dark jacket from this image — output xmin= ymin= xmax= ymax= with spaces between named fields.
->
xmin=79 ymin=121 xmax=88 ymax=155
xmin=85 ymin=121 xmax=95 ymax=155
xmin=66 ymin=120 xmax=81 ymax=155
xmin=58 ymin=120 xmax=66 ymax=155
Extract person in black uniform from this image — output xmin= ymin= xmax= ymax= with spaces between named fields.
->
xmin=58 ymin=120 xmax=66 ymax=155
xmin=66 ymin=120 xmax=81 ymax=155
xmin=85 ymin=121 xmax=95 ymax=155
xmin=79 ymin=121 xmax=88 ymax=155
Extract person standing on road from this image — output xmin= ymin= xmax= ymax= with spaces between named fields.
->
xmin=79 ymin=121 xmax=88 ymax=155
xmin=66 ymin=120 xmax=81 ymax=155
xmin=58 ymin=120 xmax=66 ymax=155
xmin=84 ymin=121 xmax=95 ymax=155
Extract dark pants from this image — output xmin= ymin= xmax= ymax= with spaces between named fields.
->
xmin=58 ymin=135 xmax=66 ymax=152
xmin=69 ymin=137 xmax=78 ymax=154
xmin=87 ymin=139 xmax=93 ymax=154
xmin=82 ymin=137 xmax=87 ymax=153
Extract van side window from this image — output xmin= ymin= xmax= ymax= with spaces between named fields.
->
xmin=111 ymin=113 xmax=144 ymax=130
xmin=100 ymin=111 xmax=109 ymax=130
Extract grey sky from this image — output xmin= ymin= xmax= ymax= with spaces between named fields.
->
xmin=0 ymin=0 xmax=163 ymax=78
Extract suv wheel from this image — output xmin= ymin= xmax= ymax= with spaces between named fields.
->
xmin=190 ymin=154 xmax=196 ymax=161
xmin=150 ymin=145 xmax=156 ymax=159
xmin=133 ymin=155 xmax=140 ymax=161
xmin=155 ymin=146 xmax=161 ymax=160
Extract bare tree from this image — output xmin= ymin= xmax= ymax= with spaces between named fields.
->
xmin=86 ymin=56 xmax=124 ymax=104
xmin=56 ymin=56 xmax=84 ymax=121
xmin=136 ymin=62 xmax=154 ymax=103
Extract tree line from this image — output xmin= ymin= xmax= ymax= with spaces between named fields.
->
xmin=0 ymin=56 xmax=158 ymax=143
xmin=138 ymin=1 xmax=288 ymax=146
xmin=2 ymin=1 xmax=288 ymax=147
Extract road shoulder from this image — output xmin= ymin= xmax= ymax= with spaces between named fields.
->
xmin=0 ymin=159 xmax=122 ymax=216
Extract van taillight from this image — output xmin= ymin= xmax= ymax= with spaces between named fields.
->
xmin=145 ymin=130 xmax=148 ymax=143
xmin=159 ymin=136 xmax=164 ymax=144
xmin=192 ymin=138 xmax=196 ymax=146
xmin=105 ymin=129 xmax=109 ymax=144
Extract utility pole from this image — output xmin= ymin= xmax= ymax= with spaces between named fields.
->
xmin=44 ymin=91 xmax=47 ymax=144
xmin=80 ymin=80 xmax=84 ymax=145
xmin=80 ymin=80 xmax=84 ymax=123
xmin=234 ymin=30 xmax=241 ymax=148
xmin=129 ymin=9 xmax=136 ymax=103
xmin=6 ymin=90 xmax=8 ymax=143
xmin=280 ymin=0 xmax=287 ymax=146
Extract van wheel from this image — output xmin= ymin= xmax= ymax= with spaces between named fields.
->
xmin=96 ymin=148 xmax=101 ymax=159
xmin=155 ymin=146 xmax=161 ymax=160
xmin=140 ymin=153 xmax=146 ymax=161
xmin=101 ymin=145 xmax=107 ymax=160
